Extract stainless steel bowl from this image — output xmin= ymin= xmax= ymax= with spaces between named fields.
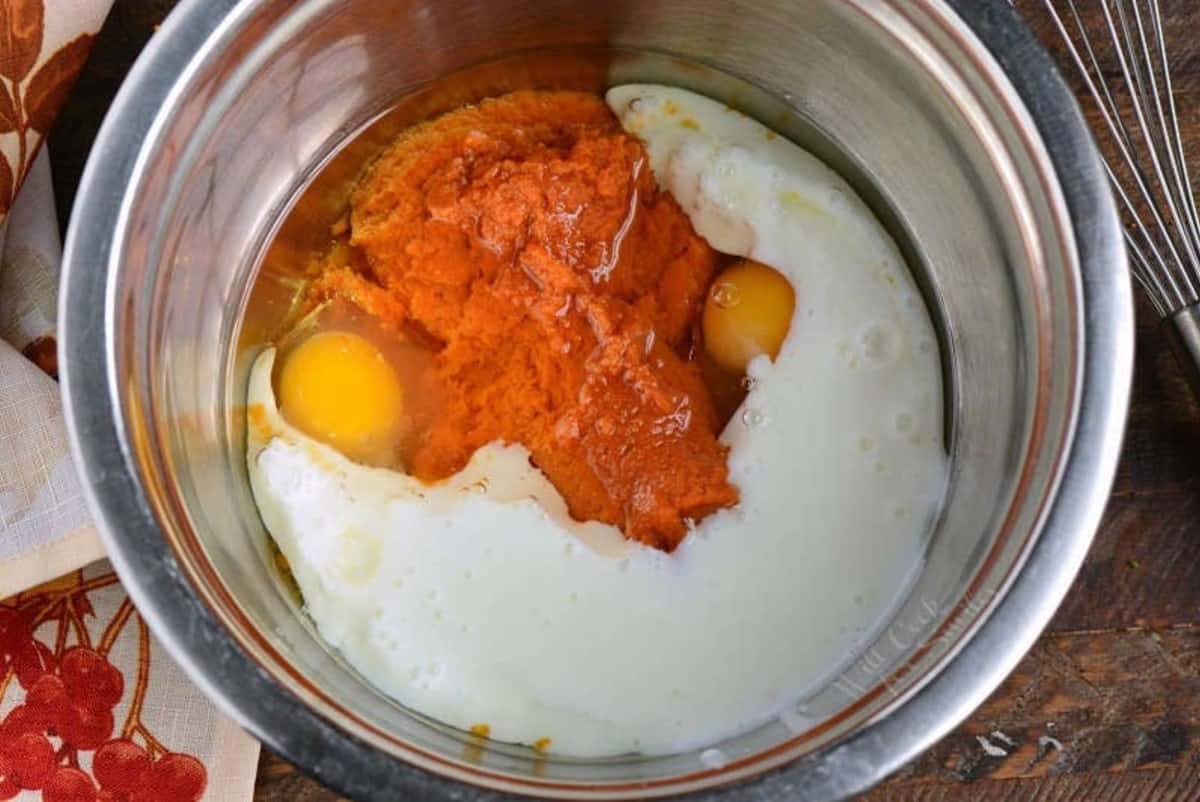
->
xmin=59 ymin=0 xmax=1132 ymax=799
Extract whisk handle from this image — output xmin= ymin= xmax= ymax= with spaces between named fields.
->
xmin=1164 ymin=304 xmax=1200 ymax=403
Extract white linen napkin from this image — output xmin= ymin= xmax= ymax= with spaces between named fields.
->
xmin=0 ymin=2 xmax=262 ymax=798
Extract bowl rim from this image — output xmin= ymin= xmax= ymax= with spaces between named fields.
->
xmin=58 ymin=0 xmax=1132 ymax=799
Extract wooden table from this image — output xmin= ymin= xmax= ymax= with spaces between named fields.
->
xmin=48 ymin=2 xmax=1200 ymax=799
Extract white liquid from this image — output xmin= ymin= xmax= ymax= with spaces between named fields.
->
xmin=246 ymin=85 xmax=947 ymax=757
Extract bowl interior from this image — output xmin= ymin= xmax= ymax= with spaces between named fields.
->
xmin=104 ymin=0 xmax=1080 ymax=796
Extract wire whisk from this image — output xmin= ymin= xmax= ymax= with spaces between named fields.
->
xmin=1039 ymin=0 xmax=1200 ymax=395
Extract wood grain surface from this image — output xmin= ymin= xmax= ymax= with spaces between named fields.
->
xmin=46 ymin=1 xmax=1200 ymax=800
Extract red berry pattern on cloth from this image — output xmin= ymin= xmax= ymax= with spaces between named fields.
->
xmin=0 ymin=570 xmax=208 ymax=801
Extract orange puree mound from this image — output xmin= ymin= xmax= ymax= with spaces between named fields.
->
xmin=314 ymin=90 xmax=739 ymax=551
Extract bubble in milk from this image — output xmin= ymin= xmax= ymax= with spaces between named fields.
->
xmin=700 ymin=748 xmax=728 ymax=769
xmin=860 ymin=323 xmax=896 ymax=364
xmin=780 ymin=704 xmax=814 ymax=734
xmin=461 ymin=478 xmax=488 ymax=495
xmin=741 ymin=408 xmax=768 ymax=428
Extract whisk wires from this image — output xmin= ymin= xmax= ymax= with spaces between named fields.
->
xmin=1042 ymin=0 xmax=1200 ymax=316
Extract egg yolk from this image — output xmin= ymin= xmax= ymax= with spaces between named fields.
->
xmin=277 ymin=330 xmax=405 ymax=465
xmin=702 ymin=259 xmax=796 ymax=373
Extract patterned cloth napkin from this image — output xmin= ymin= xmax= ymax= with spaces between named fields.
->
xmin=1 ymin=2 xmax=261 ymax=800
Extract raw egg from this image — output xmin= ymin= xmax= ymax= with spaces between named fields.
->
xmin=702 ymin=259 xmax=796 ymax=373
xmin=277 ymin=330 xmax=405 ymax=465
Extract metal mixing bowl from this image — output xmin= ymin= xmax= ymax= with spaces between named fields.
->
xmin=59 ymin=0 xmax=1132 ymax=799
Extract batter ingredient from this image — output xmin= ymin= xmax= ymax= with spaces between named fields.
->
xmin=311 ymin=91 xmax=737 ymax=550
xmin=702 ymin=259 xmax=796 ymax=373
xmin=277 ymin=330 xmax=406 ymax=466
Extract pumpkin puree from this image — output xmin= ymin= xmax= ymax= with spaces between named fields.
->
xmin=312 ymin=91 xmax=738 ymax=551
